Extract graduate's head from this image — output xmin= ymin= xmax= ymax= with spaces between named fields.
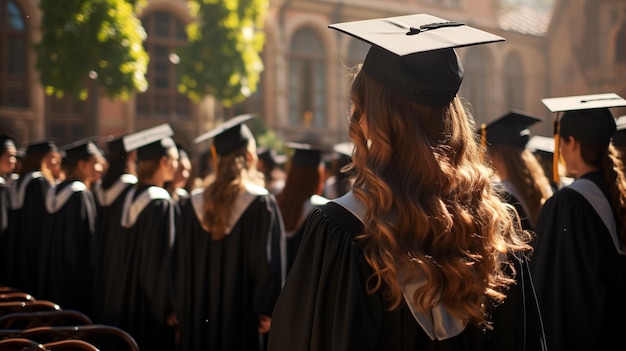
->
xmin=332 ymin=14 xmax=504 ymax=186
xmin=542 ymin=93 xmax=626 ymax=179
xmin=0 ymin=134 xmax=17 ymax=175
xmin=20 ymin=139 xmax=58 ymax=180
xmin=137 ymin=137 xmax=179 ymax=183
xmin=60 ymin=139 xmax=105 ymax=182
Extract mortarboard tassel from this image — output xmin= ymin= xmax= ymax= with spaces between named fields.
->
xmin=480 ymin=123 xmax=487 ymax=162
xmin=211 ymin=144 xmax=218 ymax=174
xmin=552 ymin=117 xmax=560 ymax=184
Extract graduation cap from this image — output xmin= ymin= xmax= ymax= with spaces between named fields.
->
xmin=527 ymin=135 xmax=555 ymax=155
xmin=122 ymin=124 xmax=174 ymax=153
xmin=194 ymin=114 xmax=256 ymax=157
xmin=286 ymin=142 xmax=332 ymax=168
xmin=59 ymin=137 xmax=103 ymax=163
xmin=329 ymin=14 xmax=505 ymax=107
xmin=25 ymin=140 xmax=58 ymax=156
xmin=541 ymin=92 xmax=626 ymax=183
xmin=613 ymin=115 xmax=626 ymax=148
xmin=480 ymin=110 xmax=542 ymax=148
xmin=0 ymin=134 xmax=16 ymax=153
xmin=257 ymin=146 xmax=287 ymax=166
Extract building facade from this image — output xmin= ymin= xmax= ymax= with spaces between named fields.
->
xmin=1 ymin=0 xmax=625 ymax=172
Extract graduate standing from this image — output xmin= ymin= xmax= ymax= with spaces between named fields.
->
xmin=0 ymin=134 xmax=17 ymax=284
xmin=6 ymin=140 xmax=58 ymax=294
xmin=481 ymin=111 xmax=553 ymax=230
xmin=276 ymin=142 xmax=329 ymax=272
xmin=268 ymin=14 xmax=545 ymax=351
xmin=530 ymin=93 xmax=626 ymax=351
xmin=105 ymin=126 xmax=179 ymax=351
xmin=172 ymin=114 xmax=286 ymax=351
xmin=38 ymin=139 xmax=104 ymax=315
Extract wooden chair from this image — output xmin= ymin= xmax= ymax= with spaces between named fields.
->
xmin=0 ymin=337 xmax=46 ymax=351
xmin=0 ymin=310 xmax=92 ymax=330
xmin=0 ymin=292 xmax=35 ymax=302
xmin=43 ymin=339 xmax=99 ymax=351
xmin=0 ymin=301 xmax=60 ymax=318
xmin=18 ymin=324 xmax=139 ymax=351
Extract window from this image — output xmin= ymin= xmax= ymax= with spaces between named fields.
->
xmin=503 ymin=52 xmax=525 ymax=111
xmin=137 ymin=11 xmax=191 ymax=119
xmin=0 ymin=0 xmax=28 ymax=107
xmin=616 ymin=21 xmax=626 ymax=63
xmin=459 ymin=47 xmax=490 ymax=120
xmin=288 ymin=27 xmax=326 ymax=127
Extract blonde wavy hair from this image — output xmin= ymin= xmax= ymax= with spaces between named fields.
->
xmin=487 ymin=144 xmax=553 ymax=227
xmin=201 ymin=139 xmax=263 ymax=240
xmin=347 ymin=66 xmax=533 ymax=330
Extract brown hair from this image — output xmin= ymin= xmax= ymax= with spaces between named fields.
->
xmin=348 ymin=66 xmax=532 ymax=329
xmin=487 ymin=144 xmax=553 ymax=227
xmin=277 ymin=162 xmax=325 ymax=232
xmin=202 ymin=140 xmax=261 ymax=240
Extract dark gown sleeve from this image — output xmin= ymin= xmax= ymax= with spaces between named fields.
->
xmin=530 ymin=188 xmax=621 ymax=351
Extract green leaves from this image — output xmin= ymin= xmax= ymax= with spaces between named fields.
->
xmin=176 ymin=0 xmax=268 ymax=106
xmin=35 ymin=0 xmax=148 ymax=100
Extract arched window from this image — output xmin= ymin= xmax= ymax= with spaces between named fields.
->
xmin=503 ymin=52 xmax=525 ymax=111
xmin=616 ymin=21 xmax=626 ymax=63
xmin=137 ymin=11 xmax=191 ymax=120
xmin=459 ymin=47 xmax=490 ymax=121
xmin=0 ymin=0 xmax=28 ymax=107
xmin=288 ymin=27 xmax=326 ymax=127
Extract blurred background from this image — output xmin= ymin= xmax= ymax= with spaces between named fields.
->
xmin=0 ymin=0 xmax=625 ymax=177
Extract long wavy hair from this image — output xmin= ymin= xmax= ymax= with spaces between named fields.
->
xmin=277 ymin=162 xmax=325 ymax=232
xmin=347 ymin=66 xmax=532 ymax=330
xmin=487 ymin=144 xmax=553 ymax=227
xmin=202 ymin=139 xmax=263 ymax=240
xmin=564 ymin=135 xmax=626 ymax=248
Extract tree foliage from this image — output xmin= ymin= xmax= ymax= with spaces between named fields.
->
xmin=177 ymin=0 xmax=268 ymax=106
xmin=34 ymin=0 xmax=148 ymax=100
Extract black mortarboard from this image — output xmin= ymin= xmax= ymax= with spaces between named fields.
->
xmin=257 ymin=146 xmax=287 ymax=166
xmin=106 ymin=136 xmax=126 ymax=156
xmin=541 ymin=92 xmax=626 ymax=183
xmin=25 ymin=140 xmax=58 ymax=156
xmin=0 ymin=134 xmax=16 ymax=153
xmin=481 ymin=110 xmax=542 ymax=148
xmin=122 ymin=124 xmax=174 ymax=153
xmin=286 ymin=142 xmax=330 ymax=168
xmin=613 ymin=115 xmax=626 ymax=148
xmin=137 ymin=137 xmax=177 ymax=161
xmin=194 ymin=114 xmax=255 ymax=156
xmin=60 ymin=138 xmax=103 ymax=163
xmin=329 ymin=14 xmax=505 ymax=107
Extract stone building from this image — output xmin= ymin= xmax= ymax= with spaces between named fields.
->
xmin=1 ymin=0 xmax=625 ymax=174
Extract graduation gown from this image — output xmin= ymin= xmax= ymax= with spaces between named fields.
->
xmin=38 ymin=180 xmax=97 ymax=314
xmin=90 ymin=174 xmax=137 ymax=323
xmin=100 ymin=184 xmax=177 ymax=351
xmin=5 ymin=171 xmax=52 ymax=294
xmin=0 ymin=176 xmax=11 ymax=284
xmin=172 ymin=182 xmax=286 ymax=351
xmin=530 ymin=171 xmax=626 ymax=351
xmin=268 ymin=192 xmax=546 ymax=351
xmin=286 ymin=194 xmax=329 ymax=273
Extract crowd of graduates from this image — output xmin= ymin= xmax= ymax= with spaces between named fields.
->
xmin=1 ymin=12 xmax=626 ymax=351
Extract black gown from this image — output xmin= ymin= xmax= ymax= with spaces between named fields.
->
xmin=530 ymin=171 xmax=626 ymax=351
xmin=99 ymin=184 xmax=177 ymax=351
xmin=37 ymin=180 xmax=97 ymax=315
xmin=0 ymin=176 xmax=10 ymax=284
xmin=268 ymin=193 xmax=546 ymax=351
xmin=5 ymin=171 xmax=52 ymax=294
xmin=90 ymin=174 xmax=137 ymax=323
xmin=172 ymin=182 xmax=286 ymax=351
